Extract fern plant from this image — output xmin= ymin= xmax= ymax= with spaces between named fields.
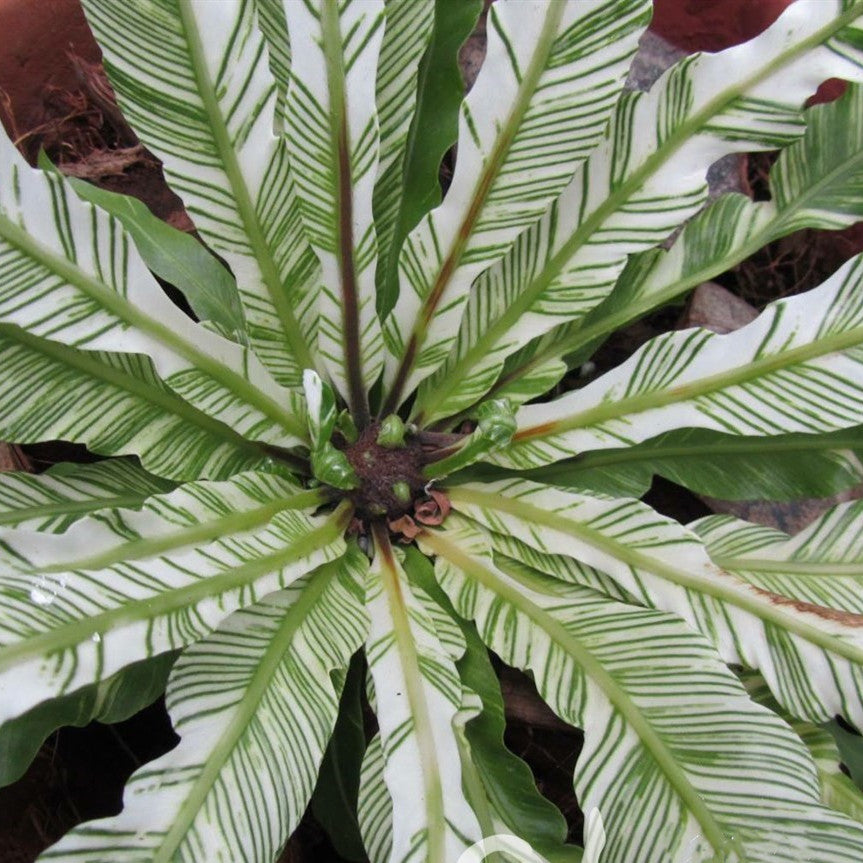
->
xmin=5 ymin=0 xmax=863 ymax=860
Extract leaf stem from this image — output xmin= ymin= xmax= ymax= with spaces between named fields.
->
xmin=321 ymin=0 xmax=371 ymax=427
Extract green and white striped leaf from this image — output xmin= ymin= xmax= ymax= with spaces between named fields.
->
xmin=0 ymin=129 xmax=307 ymax=447
xmin=742 ymin=669 xmax=863 ymax=826
xmin=475 ymin=426 xmax=863 ymax=501
xmin=483 ymin=526 xmax=636 ymax=605
xmin=363 ymin=526 xmax=481 ymax=863
xmin=414 ymin=1 xmax=863 ymax=425
xmin=0 ymin=326 xmax=269 ymax=481
xmin=358 ymin=732 xmax=391 ymax=863
xmin=383 ymin=0 xmax=650 ymax=409
xmin=693 ymin=503 xmax=863 ymax=614
xmin=252 ymin=0 xmax=291 ymax=132
xmin=420 ymin=515 xmax=863 ymax=863
xmin=0 ymin=460 xmax=173 ymax=532
xmin=372 ymin=0 xmax=435 ymax=300
xmin=496 ymin=81 xmax=863 ymax=397
xmin=81 ymin=0 xmax=320 ymax=387
xmin=40 ymin=549 xmax=368 ymax=863
xmin=499 ymin=255 xmax=863 ymax=470
xmin=283 ymin=0 xmax=386 ymax=416
xmin=0 ymin=472 xmax=347 ymax=726
xmin=446 ymin=480 xmax=863 ymax=728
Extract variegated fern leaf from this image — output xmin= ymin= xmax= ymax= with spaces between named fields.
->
xmin=3 ymin=1 xmax=863 ymax=861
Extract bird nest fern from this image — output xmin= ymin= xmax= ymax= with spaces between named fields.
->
xmin=3 ymin=1 xmax=863 ymax=861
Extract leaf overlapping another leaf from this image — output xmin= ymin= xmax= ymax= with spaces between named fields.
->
xmin=415 ymin=1 xmax=863 ymax=425
xmin=447 ymin=480 xmax=863 ymax=729
xmin=0 ymin=472 xmax=346 ymax=727
xmin=490 ymin=81 xmax=863 ymax=408
xmin=383 ymin=0 xmax=650 ymax=410
xmin=500 ymin=254 xmax=863 ymax=470
xmin=82 ymin=0 xmax=320 ymax=388
xmin=39 ymin=550 xmax=368 ymax=863
xmin=0 ymin=130 xmax=307 ymax=447
xmin=421 ymin=515 xmax=863 ymax=863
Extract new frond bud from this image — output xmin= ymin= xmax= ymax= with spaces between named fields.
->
xmin=336 ymin=409 xmax=359 ymax=443
xmin=377 ymin=414 xmax=406 ymax=448
xmin=391 ymin=481 xmax=412 ymax=504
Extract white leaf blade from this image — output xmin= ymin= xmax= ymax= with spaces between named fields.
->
xmin=39 ymin=551 xmax=368 ymax=863
xmin=384 ymin=0 xmax=650 ymax=408
xmin=497 ymin=81 xmax=863 ymax=406
xmin=0 ymin=329 xmax=270 ymax=481
xmin=82 ymin=0 xmax=320 ymax=387
xmin=0 ymin=461 xmax=173 ymax=532
xmin=0 ymin=131 xmax=307 ymax=446
xmin=0 ymin=473 xmax=347 ymax=725
xmin=694 ymin=503 xmax=863 ymax=614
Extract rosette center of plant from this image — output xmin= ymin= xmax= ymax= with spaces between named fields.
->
xmin=342 ymin=422 xmax=425 ymax=519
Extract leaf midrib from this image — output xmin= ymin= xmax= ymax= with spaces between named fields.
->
xmin=177 ymin=0 xmax=315 ymax=373
xmin=420 ymin=527 xmax=732 ymax=856
xmin=321 ymin=0 xmax=371 ymax=425
xmin=0 ymin=494 xmax=155 ymax=527
xmin=417 ymin=3 xmax=863 ymax=423
xmin=713 ymin=556 xmax=863 ymax=577
xmin=0 ymin=505 xmax=349 ymax=672
xmin=151 ymin=563 xmax=336 ymax=863
xmin=37 ymin=488 xmax=326 ymax=572
xmin=449 ymin=487 xmax=863 ymax=666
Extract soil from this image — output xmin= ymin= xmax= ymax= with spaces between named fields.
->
xmin=1 ymin=1 xmax=862 ymax=861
